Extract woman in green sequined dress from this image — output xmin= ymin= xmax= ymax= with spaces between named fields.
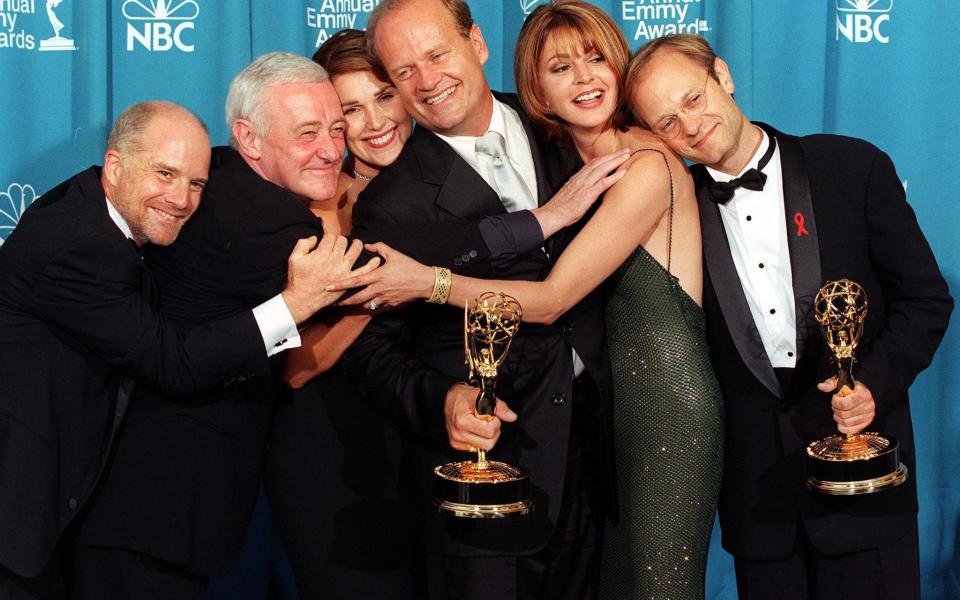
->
xmin=495 ymin=5 xmax=724 ymax=598
xmin=333 ymin=1 xmax=724 ymax=597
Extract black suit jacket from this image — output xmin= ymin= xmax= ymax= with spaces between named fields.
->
xmin=76 ymin=147 xmax=511 ymax=577
xmin=0 ymin=166 xmax=267 ymax=578
xmin=695 ymin=124 xmax=952 ymax=560
xmin=75 ymin=148 xmax=322 ymax=576
xmin=342 ymin=93 xmax=614 ymax=557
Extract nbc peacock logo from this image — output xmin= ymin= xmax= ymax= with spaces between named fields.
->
xmin=123 ymin=0 xmax=200 ymax=52
xmin=836 ymin=0 xmax=893 ymax=44
xmin=520 ymin=0 xmax=544 ymax=15
xmin=0 ymin=183 xmax=37 ymax=246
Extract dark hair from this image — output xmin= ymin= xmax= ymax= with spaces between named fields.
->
xmin=313 ymin=28 xmax=390 ymax=83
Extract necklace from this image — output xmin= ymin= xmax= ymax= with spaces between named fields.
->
xmin=353 ymin=170 xmax=373 ymax=182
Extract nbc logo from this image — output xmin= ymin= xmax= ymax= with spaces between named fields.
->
xmin=520 ymin=0 xmax=543 ymax=15
xmin=836 ymin=0 xmax=892 ymax=44
xmin=123 ymin=0 xmax=200 ymax=53
xmin=0 ymin=183 xmax=36 ymax=246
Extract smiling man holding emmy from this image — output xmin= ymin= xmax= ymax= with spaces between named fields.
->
xmin=627 ymin=34 xmax=953 ymax=600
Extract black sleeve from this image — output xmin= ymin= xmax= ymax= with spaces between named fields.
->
xmin=477 ymin=211 xmax=545 ymax=272
xmin=34 ymin=231 xmax=269 ymax=396
xmin=852 ymin=148 xmax=953 ymax=408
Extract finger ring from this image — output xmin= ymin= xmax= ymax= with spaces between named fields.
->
xmin=368 ymin=300 xmax=378 ymax=311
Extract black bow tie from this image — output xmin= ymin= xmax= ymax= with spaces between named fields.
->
xmin=708 ymin=135 xmax=777 ymax=205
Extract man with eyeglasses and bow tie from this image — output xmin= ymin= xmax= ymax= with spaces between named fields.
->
xmin=626 ymin=34 xmax=951 ymax=600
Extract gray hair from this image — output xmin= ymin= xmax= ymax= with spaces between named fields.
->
xmin=225 ymin=52 xmax=330 ymax=148
xmin=107 ymin=100 xmax=207 ymax=156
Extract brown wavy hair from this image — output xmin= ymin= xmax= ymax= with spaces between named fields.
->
xmin=514 ymin=0 xmax=632 ymax=146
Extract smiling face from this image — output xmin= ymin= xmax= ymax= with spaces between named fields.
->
xmin=373 ymin=0 xmax=492 ymax=137
xmin=249 ymin=80 xmax=346 ymax=202
xmin=103 ymin=109 xmax=210 ymax=247
xmin=332 ymin=69 xmax=413 ymax=173
xmin=631 ymin=50 xmax=752 ymax=172
xmin=537 ymin=30 xmax=618 ymax=136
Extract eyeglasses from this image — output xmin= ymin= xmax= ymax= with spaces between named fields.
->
xmin=651 ymin=71 xmax=711 ymax=139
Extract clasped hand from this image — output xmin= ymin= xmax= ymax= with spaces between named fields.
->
xmin=444 ymin=383 xmax=517 ymax=452
xmin=816 ymin=377 xmax=876 ymax=435
xmin=282 ymin=233 xmax=381 ymax=323
xmin=327 ymin=241 xmax=434 ymax=311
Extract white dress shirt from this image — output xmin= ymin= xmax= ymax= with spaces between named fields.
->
xmin=435 ymin=96 xmax=539 ymax=209
xmin=433 ymin=96 xmax=587 ymax=376
xmin=706 ymin=130 xmax=797 ymax=368
xmin=106 ymin=197 xmax=299 ymax=357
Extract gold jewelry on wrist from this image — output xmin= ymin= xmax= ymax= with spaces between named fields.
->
xmin=427 ymin=267 xmax=452 ymax=304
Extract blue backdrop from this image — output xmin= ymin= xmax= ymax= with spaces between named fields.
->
xmin=1 ymin=1 xmax=956 ymax=598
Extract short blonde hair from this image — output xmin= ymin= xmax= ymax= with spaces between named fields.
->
xmin=625 ymin=34 xmax=717 ymax=129
xmin=107 ymin=101 xmax=206 ymax=156
xmin=514 ymin=0 xmax=632 ymax=146
xmin=366 ymin=0 xmax=474 ymax=61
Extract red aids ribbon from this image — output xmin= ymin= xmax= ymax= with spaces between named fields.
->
xmin=794 ymin=212 xmax=809 ymax=237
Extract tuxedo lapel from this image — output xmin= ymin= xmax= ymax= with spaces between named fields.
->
xmin=411 ymin=126 xmax=505 ymax=220
xmin=760 ymin=124 xmax=822 ymax=364
xmin=498 ymin=95 xmax=582 ymax=261
xmin=696 ymin=175 xmax=782 ymax=398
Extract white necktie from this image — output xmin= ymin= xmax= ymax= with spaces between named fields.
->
xmin=475 ymin=131 xmax=533 ymax=213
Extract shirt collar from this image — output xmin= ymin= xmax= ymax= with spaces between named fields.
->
xmin=434 ymin=93 xmax=508 ymax=146
xmin=105 ymin=196 xmax=135 ymax=242
xmin=705 ymin=127 xmax=770 ymax=184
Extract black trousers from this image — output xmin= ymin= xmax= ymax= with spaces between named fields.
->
xmin=734 ymin=518 xmax=920 ymax=600
xmin=427 ymin=377 xmax=603 ymax=600
xmin=69 ymin=546 xmax=207 ymax=600
xmin=265 ymin=373 xmax=422 ymax=600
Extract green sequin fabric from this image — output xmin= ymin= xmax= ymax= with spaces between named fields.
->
xmin=599 ymin=150 xmax=724 ymax=600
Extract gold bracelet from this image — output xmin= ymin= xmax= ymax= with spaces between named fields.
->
xmin=427 ymin=267 xmax=452 ymax=304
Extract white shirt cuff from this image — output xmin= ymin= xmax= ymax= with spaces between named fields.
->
xmin=252 ymin=294 xmax=302 ymax=357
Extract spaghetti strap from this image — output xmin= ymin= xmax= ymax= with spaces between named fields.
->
xmin=629 ymin=148 xmax=675 ymax=274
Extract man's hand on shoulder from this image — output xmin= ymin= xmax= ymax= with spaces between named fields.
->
xmin=531 ymin=148 xmax=630 ymax=238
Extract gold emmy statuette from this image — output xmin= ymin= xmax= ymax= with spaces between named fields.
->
xmin=805 ymin=279 xmax=908 ymax=495
xmin=433 ymin=292 xmax=533 ymax=518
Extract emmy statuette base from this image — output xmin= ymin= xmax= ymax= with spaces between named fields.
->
xmin=433 ymin=460 xmax=533 ymax=519
xmin=39 ymin=36 xmax=77 ymax=51
xmin=805 ymin=433 xmax=909 ymax=496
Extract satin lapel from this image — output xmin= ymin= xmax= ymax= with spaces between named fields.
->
xmin=81 ymin=167 xmax=158 ymax=304
xmin=763 ymin=124 xmax=822 ymax=363
xmin=521 ymin=109 xmax=581 ymax=260
xmin=519 ymin=108 xmax=552 ymax=209
xmin=412 ymin=126 xmax=505 ymax=220
xmin=696 ymin=173 xmax=782 ymax=399
xmin=525 ymin=117 xmax=565 ymax=260
xmin=138 ymin=258 xmax=157 ymax=307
